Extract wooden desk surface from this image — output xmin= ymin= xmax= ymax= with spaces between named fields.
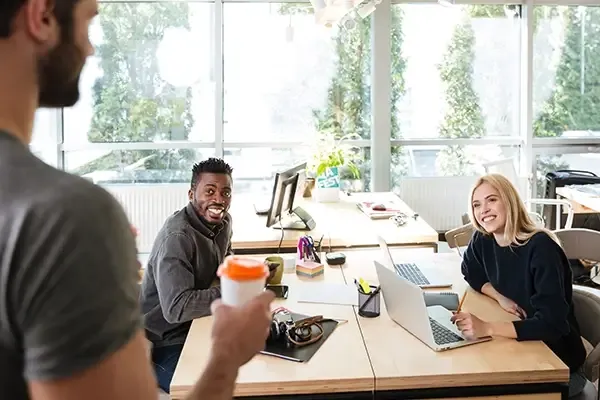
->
xmin=229 ymin=192 xmax=438 ymax=251
xmin=337 ymin=250 xmax=569 ymax=391
xmin=556 ymin=186 xmax=600 ymax=213
xmin=170 ymin=255 xmax=374 ymax=398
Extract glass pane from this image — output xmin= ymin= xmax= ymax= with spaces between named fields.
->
xmin=31 ymin=109 xmax=57 ymax=166
xmin=391 ymin=144 xmax=520 ymax=180
xmin=31 ymin=109 xmax=55 ymax=146
xmin=65 ymin=149 xmax=215 ymax=184
xmin=391 ymin=4 xmax=520 ymax=139
xmin=534 ymin=153 xmax=600 ymax=197
xmin=64 ymin=2 xmax=215 ymax=145
xmin=223 ymin=3 xmax=371 ymax=142
xmin=223 ymin=146 xmax=371 ymax=194
xmin=534 ymin=6 xmax=600 ymax=138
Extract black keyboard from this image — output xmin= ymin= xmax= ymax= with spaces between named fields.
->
xmin=394 ymin=263 xmax=430 ymax=285
xmin=429 ymin=317 xmax=464 ymax=345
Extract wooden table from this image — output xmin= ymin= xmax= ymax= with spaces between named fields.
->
xmin=556 ymin=186 xmax=600 ymax=213
xmin=229 ymin=192 xmax=439 ymax=253
xmin=171 ymin=250 xmax=569 ymax=399
xmin=170 ymin=254 xmax=374 ymax=399
xmin=338 ymin=250 xmax=569 ymax=400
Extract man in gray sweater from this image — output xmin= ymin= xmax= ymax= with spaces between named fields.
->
xmin=140 ymin=158 xmax=235 ymax=393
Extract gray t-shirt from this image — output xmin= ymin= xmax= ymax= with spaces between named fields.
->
xmin=0 ymin=132 xmax=141 ymax=398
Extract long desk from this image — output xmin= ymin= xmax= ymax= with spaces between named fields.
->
xmin=229 ymin=192 xmax=439 ymax=253
xmin=556 ymin=186 xmax=600 ymax=213
xmin=171 ymin=250 xmax=569 ymax=399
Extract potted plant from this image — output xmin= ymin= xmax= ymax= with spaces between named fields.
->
xmin=307 ymin=130 xmax=361 ymax=202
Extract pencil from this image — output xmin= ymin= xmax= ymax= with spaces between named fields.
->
xmin=456 ymin=290 xmax=467 ymax=313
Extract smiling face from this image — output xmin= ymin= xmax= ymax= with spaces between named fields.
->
xmin=471 ymin=182 xmax=507 ymax=236
xmin=189 ymin=172 xmax=232 ymax=224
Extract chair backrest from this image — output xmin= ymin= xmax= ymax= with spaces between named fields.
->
xmin=445 ymin=223 xmax=474 ymax=255
xmin=554 ymin=229 xmax=600 ymax=261
xmin=461 ymin=213 xmax=470 ymax=225
xmin=573 ymin=287 xmax=600 ymax=383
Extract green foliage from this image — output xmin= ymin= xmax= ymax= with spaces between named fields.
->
xmin=436 ymin=14 xmax=485 ymax=175
xmin=534 ymin=7 xmax=600 ymax=137
xmin=308 ymin=131 xmax=361 ymax=179
xmin=77 ymin=3 xmax=195 ymax=178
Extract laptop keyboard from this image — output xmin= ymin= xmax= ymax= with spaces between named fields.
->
xmin=394 ymin=263 xmax=430 ymax=285
xmin=429 ymin=317 xmax=464 ymax=345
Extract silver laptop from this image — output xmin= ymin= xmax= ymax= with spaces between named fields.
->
xmin=375 ymin=260 xmax=491 ymax=351
xmin=377 ymin=235 xmax=452 ymax=288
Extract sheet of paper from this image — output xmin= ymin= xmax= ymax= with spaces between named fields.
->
xmin=294 ymin=282 xmax=358 ymax=306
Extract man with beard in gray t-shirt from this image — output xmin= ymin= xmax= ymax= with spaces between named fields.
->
xmin=0 ymin=1 xmax=274 ymax=399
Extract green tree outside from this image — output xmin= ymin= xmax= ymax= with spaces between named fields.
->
xmin=76 ymin=2 xmax=196 ymax=181
xmin=436 ymin=14 xmax=485 ymax=176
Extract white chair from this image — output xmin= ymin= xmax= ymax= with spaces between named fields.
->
xmin=482 ymin=158 xmax=574 ymax=230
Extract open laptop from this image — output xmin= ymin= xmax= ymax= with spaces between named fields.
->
xmin=377 ymin=235 xmax=452 ymax=288
xmin=374 ymin=260 xmax=491 ymax=351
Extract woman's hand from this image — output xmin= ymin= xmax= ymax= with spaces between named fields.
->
xmin=496 ymin=294 xmax=527 ymax=320
xmin=451 ymin=312 xmax=492 ymax=340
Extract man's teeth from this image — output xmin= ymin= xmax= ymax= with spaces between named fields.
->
xmin=208 ymin=207 xmax=224 ymax=216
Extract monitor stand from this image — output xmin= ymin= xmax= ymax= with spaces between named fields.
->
xmin=272 ymin=206 xmax=316 ymax=231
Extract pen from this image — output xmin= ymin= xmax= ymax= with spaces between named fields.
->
xmin=359 ymin=285 xmax=381 ymax=313
xmin=456 ymin=290 xmax=467 ymax=313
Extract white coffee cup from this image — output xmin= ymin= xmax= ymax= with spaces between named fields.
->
xmin=220 ymin=256 xmax=268 ymax=307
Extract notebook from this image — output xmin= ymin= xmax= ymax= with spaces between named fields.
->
xmin=356 ymin=201 xmax=403 ymax=219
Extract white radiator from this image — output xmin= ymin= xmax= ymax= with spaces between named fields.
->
xmin=103 ymin=184 xmax=189 ymax=253
xmin=396 ymin=177 xmax=474 ymax=232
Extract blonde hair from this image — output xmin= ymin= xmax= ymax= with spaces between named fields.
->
xmin=468 ymin=174 xmax=560 ymax=247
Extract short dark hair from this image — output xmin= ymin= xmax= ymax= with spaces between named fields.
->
xmin=0 ymin=1 xmax=26 ymax=37
xmin=191 ymin=158 xmax=233 ymax=189
xmin=0 ymin=0 xmax=78 ymax=38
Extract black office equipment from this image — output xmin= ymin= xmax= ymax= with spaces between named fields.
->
xmin=261 ymin=311 xmax=338 ymax=362
xmin=542 ymin=170 xmax=600 ymax=230
xmin=266 ymin=167 xmax=316 ymax=231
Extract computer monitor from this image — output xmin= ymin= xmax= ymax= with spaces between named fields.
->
xmin=265 ymin=164 xmax=316 ymax=231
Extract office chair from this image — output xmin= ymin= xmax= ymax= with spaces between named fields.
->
xmin=445 ymin=223 xmax=474 ymax=256
xmin=572 ymin=286 xmax=600 ymax=400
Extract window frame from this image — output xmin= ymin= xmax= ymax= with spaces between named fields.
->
xmin=33 ymin=0 xmax=598 ymax=195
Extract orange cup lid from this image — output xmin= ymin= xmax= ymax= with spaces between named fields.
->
xmin=221 ymin=256 xmax=268 ymax=281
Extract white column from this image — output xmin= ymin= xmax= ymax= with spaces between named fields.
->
xmin=370 ymin=0 xmax=391 ymax=192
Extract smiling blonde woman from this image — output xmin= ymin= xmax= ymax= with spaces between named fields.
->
xmin=452 ymin=173 xmax=589 ymax=398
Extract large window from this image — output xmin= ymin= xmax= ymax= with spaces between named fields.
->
xmin=64 ymin=2 xmax=215 ymax=183
xmin=29 ymin=0 xmax=600 ymax=215
xmin=533 ymin=6 xmax=600 ymax=139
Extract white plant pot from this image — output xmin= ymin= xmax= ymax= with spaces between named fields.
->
xmin=314 ymin=186 xmax=340 ymax=203
xmin=314 ymin=167 xmax=341 ymax=203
